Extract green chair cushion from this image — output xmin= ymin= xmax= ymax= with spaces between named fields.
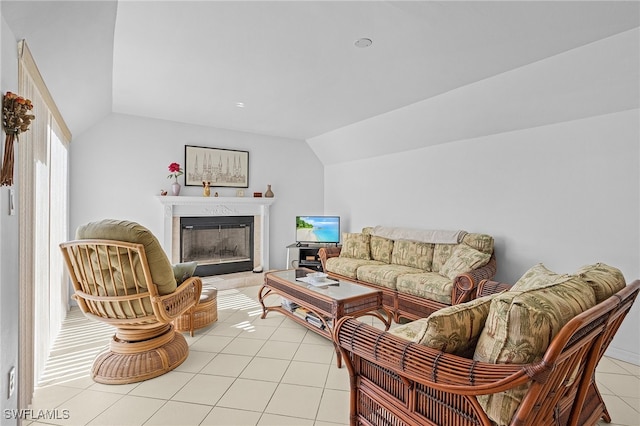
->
xmin=510 ymin=263 xmax=566 ymax=291
xmin=173 ymin=261 xmax=198 ymax=285
xmin=473 ymin=265 xmax=596 ymax=426
xmin=575 ymin=263 xmax=626 ymax=303
xmin=76 ymin=219 xmax=177 ymax=296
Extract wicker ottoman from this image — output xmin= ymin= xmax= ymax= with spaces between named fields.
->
xmin=174 ymin=286 xmax=218 ymax=336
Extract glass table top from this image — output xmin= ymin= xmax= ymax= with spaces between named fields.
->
xmin=267 ymin=269 xmax=379 ymax=301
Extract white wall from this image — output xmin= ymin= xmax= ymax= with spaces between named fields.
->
xmin=322 ymin=109 xmax=640 ymax=365
xmin=70 ymin=113 xmax=325 ymax=271
xmin=0 ymin=14 xmax=20 ymax=424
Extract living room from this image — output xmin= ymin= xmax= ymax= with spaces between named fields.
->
xmin=0 ymin=1 xmax=638 ymax=425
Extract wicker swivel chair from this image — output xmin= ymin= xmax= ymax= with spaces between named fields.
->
xmin=59 ymin=219 xmax=202 ymax=384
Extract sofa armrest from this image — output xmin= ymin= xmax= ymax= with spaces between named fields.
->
xmin=451 ymin=253 xmax=497 ymax=304
xmin=318 ymin=247 xmax=342 ymax=272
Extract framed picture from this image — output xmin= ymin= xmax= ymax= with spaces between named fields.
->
xmin=185 ymin=145 xmax=249 ymax=187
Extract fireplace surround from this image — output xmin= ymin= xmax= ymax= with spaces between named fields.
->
xmin=156 ymin=196 xmax=275 ymax=275
xmin=181 ymin=215 xmax=254 ymax=276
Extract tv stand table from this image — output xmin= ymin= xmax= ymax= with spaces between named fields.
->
xmin=286 ymin=243 xmax=339 ymax=271
xmin=258 ymin=268 xmax=391 ymax=368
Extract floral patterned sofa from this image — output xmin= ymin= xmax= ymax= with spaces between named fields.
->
xmin=318 ymin=226 xmax=496 ymax=322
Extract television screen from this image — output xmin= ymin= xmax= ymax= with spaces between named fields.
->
xmin=296 ymin=216 xmax=340 ymax=244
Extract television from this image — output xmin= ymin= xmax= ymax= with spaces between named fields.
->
xmin=296 ymin=216 xmax=340 ymax=245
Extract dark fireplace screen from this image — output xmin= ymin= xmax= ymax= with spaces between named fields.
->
xmin=180 ymin=216 xmax=254 ymax=276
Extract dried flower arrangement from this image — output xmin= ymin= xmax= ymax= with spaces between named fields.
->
xmin=1 ymin=92 xmax=35 ymax=186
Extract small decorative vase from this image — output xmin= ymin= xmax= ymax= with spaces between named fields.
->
xmin=265 ymin=184 xmax=274 ymax=198
xmin=171 ymin=181 xmax=181 ymax=196
xmin=203 ymin=181 xmax=211 ymax=197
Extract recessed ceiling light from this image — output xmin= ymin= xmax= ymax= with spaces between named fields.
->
xmin=354 ymin=38 xmax=372 ymax=48
xmin=235 ymin=102 xmax=245 ymax=108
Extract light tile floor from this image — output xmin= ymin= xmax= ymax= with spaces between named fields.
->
xmin=24 ymin=285 xmax=640 ymax=426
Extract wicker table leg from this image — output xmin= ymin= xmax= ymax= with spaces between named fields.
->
xmin=173 ymin=286 xmax=218 ymax=336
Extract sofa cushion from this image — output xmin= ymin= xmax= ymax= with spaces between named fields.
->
xmin=473 ymin=266 xmax=596 ymax=426
xmin=325 ymin=257 xmax=382 ymax=279
xmin=391 ymin=240 xmax=434 ymax=270
xmin=388 ymin=318 xmax=429 ymax=343
xmin=370 ymin=235 xmax=394 ymax=263
xmin=510 ymin=263 xmax=567 ymax=291
xmin=389 ymin=318 xmax=427 ymax=343
xmin=396 ymin=272 xmax=453 ymax=305
xmin=431 ymin=243 xmax=457 ymax=273
xmin=420 ymin=294 xmax=494 ymax=357
xmin=76 ymin=219 xmax=177 ymax=296
xmin=440 ymin=244 xmax=491 ymax=280
xmin=339 ymin=233 xmax=371 ymax=260
xmin=356 ymin=264 xmax=424 ymax=290
xmin=461 ymin=233 xmax=494 ymax=255
xmin=391 ymin=294 xmax=494 ymax=357
xmin=575 ymin=263 xmax=626 ymax=303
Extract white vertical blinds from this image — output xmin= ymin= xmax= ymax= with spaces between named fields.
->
xmin=17 ymin=39 xmax=71 ymax=410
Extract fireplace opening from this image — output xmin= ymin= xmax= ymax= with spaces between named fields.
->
xmin=180 ymin=216 xmax=254 ymax=276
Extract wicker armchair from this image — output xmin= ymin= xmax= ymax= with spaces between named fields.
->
xmin=333 ymin=278 xmax=640 ymax=426
xmin=60 ymin=220 xmax=202 ymax=384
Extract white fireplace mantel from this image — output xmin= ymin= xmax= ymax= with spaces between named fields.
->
xmin=156 ymin=196 xmax=275 ymax=270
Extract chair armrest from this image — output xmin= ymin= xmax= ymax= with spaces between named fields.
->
xmin=477 ymin=279 xmax=513 ymax=298
xmin=333 ymin=317 xmax=529 ymax=393
xmin=452 ymin=254 xmax=497 ymax=304
xmin=153 ymin=276 xmax=202 ymax=322
xmin=318 ymin=247 xmax=342 ymax=271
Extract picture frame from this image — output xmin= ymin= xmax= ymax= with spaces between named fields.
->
xmin=185 ymin=145 xmax=249 ymax=187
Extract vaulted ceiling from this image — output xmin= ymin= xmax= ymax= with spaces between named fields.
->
xmin=2 ymin=1 xmax=639 ymax=140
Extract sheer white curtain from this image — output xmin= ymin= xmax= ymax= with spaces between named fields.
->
xmin=17 ymin=40 xmax=71 ymax=409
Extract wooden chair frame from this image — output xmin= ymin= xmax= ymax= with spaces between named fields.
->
xmin=333 ymin=279 xmax=640 ymax=426
xmin=60 ymin=239 xmax=202 ymax=384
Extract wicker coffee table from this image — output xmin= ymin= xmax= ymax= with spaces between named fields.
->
xmin=258 ymin=268 xmax=391 ymax=367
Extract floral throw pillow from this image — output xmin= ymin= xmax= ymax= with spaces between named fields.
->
xmin=370 ymin=235 xmax=394 ymax=263
xmin=439 ymin=244 xmax=491 ymax=280
xmin=420 ymin=294 xmax=494 ymax=357
xmin=339 ymin=233 xmax=371 ymax=260
xmin=388 ymin=294 xmax=495 ymax=357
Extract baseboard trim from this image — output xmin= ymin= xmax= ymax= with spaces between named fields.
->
xmin=605 ymin=347 xmax=640 ymax=366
